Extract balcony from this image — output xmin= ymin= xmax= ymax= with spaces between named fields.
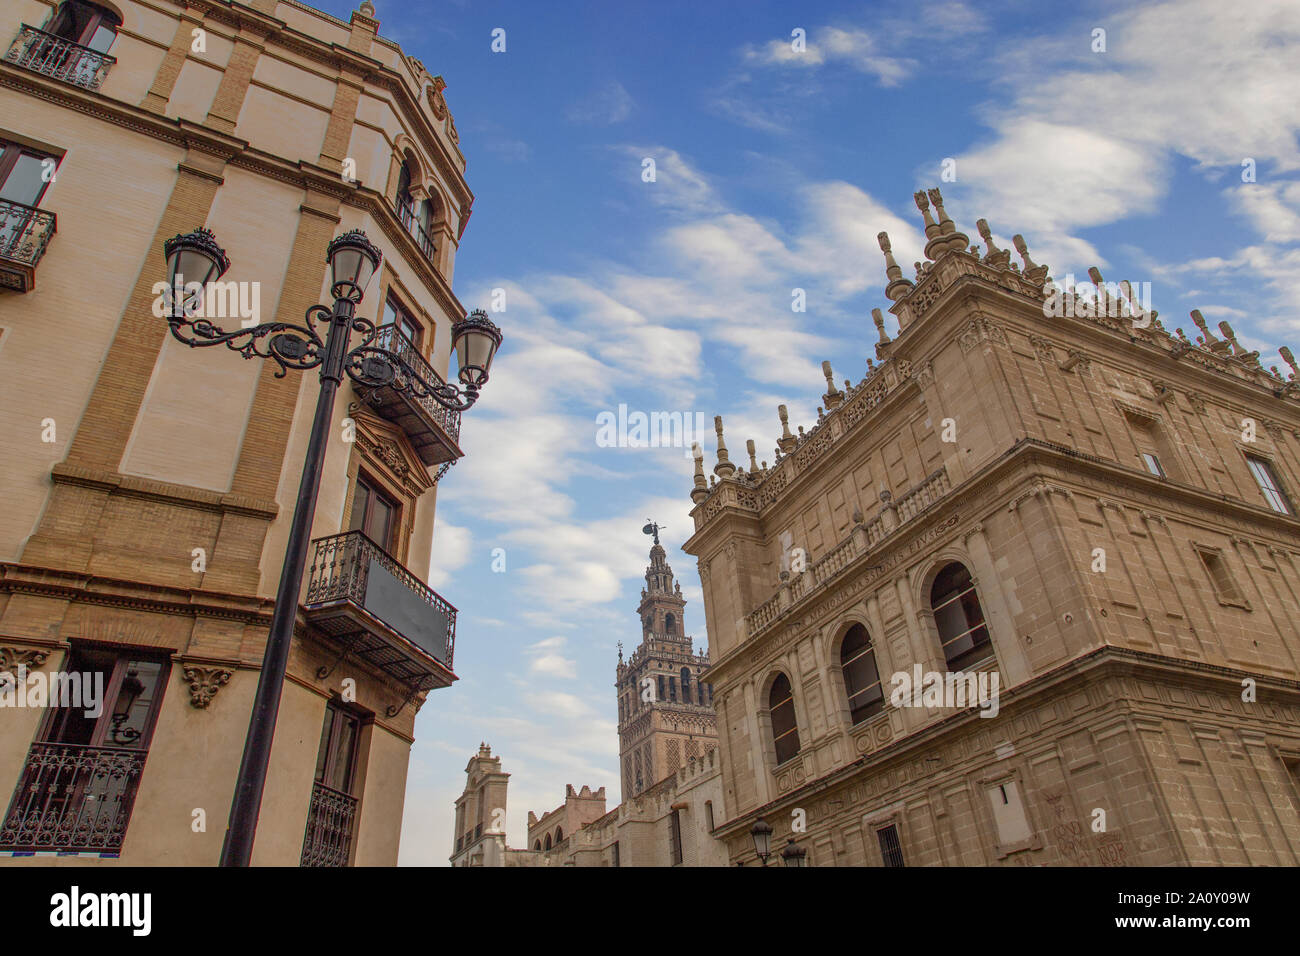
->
xmin=300 ymin=781 xmax=358 ymax=866
xmin=395 ymin=199 xmax=437 ymax=263
xmin=4 ymin=25 xmax=116 ymax=91
xmin=353 ymin=323 xmax=463 ymax=466
xmin=0 ymin=200 xmax=56 ymax=293
xmin=0 ymin=742 xmax=147 ymax=853
xmin=303 ymin=530 xmax=458 ymax=693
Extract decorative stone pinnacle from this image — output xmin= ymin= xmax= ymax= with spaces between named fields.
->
xmin=914 ymin=190 xmax=940 ymax=239
xmin=713 ymin=415 xmax=735 ymax=478
xmin=924 ymin=187 xmax=968 ymax=257
xmin=1280 ymin=346 xmax=1299 ymax=380
xmin=777 ymin=404 xmax=796 ymax=453
xmin=878 ymin=231 xmax=914 ymax=301
xmin=822 ymin=360 xmax=844 ymax=408
xmin=746 ymin=439 xmax=759 ymax=473
xmin=872 ymin=308 xmax=891 ymax=344
xmin=976 ymin=219 xmax=1010 ymax=269
xmin=1012 ymin=234 xmax=1049 ymax=285
xmin=690 ymin=442 xmax=708 ymax=502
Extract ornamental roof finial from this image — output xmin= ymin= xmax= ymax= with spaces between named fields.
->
xmin=713 ymin=416 xmax=735 ymax=478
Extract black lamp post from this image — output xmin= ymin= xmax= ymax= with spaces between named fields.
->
xmin=161 ymin=227 xmax=502 ymax=867
xmin=750 ymin=816 xmax=773 ymax=866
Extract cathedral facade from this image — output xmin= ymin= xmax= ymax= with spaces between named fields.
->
xmin=683 ymin=187 xmax=1300 ymax=866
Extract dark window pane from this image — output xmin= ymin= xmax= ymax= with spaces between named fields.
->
xmin=0 ymin=153 xmax=52 ymax=206
xmin=877 ymin=825 xmax=905 ymax=867
xmin=769 ymin=674 xmax=800 ymax=764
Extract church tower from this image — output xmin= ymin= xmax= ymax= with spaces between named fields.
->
xmin=615 ymin=523 xmax=717 ymax=798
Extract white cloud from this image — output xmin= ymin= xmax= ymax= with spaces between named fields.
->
xmin=567 ymin=81 xmax=634 ymax=125
xmin=427 ymin=520 xmax=471 ymax=589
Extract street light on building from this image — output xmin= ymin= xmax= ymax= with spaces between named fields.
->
xmin=750 ymin=816 xmax=773 ymax=865
xmin=780 ymin=837 xmax=807 ymax=868
xmin=161 ymin=227 xmax=502 ymax=867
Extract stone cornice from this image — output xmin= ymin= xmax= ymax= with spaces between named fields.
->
xmin=49 ymin=462 xmax=280 ymax=519
xmin=890 ymin=247 xmax=1299 ymax=416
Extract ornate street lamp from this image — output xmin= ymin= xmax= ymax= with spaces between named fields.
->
xmin=161 ymin=227 xmax=501 ymax=866
xmin=109 ymin=668 xmax=145 ymax=745
xmin=750 ymin=816 xmax=773 ymax=866
xmin=780 ymin=837 xmax=807 ymax=868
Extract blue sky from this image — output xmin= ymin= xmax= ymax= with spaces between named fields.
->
xmin=310 ymin=0 xmax=1300 ymax=864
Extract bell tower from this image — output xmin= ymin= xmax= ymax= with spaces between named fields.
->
xmin=615 ymin=522 xmax=717 ymax=798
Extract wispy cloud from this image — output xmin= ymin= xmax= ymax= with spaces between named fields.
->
xmin=567 ymin=81 xmax=635 ymax=125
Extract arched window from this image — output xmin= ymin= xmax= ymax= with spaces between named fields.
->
xmin=931 ymin=562 xmax=992 ymax=670
xmin=665 ymin=613 xmax=675 ymax=635
xmin=543 ymin=833 xmax=552 ymax=850
xmin=533 ymin=840 xmax=541 ymax=851
xmin=768 ymin=674 xmax=800 ymax=765
xmin=680 ymin=666 xmax=692 ymax=704
xmin=48 ymin=1 xmax=121 ymax=53
xmin=554 ymin=827 xmax=564 ymax=843
xmin=394 ymin=158 xmax=435 ymax=260
xmin=840 ymin=623 xmax=884 ymax=725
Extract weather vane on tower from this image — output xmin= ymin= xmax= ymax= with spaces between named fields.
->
xmin=642 ymin=519 xmax=664 ymax=546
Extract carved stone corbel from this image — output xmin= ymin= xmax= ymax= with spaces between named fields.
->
xmin=183 ymin=665 xmax=233 ymax=709
xmin=0 ymin=646 xmax=51 ymax=672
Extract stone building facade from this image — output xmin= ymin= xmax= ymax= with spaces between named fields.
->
xmin=0 ymin=0 xmax=482 ymax=864
xmin=684 ymin=187 xmax=1300 ymax=866
xmin=450 ymin=536 xmax=729 ymax=867
xmin=451 ymin=744 xmax=727 ymax=868
xmin=616 ymin=530 xmax=717 ymax=797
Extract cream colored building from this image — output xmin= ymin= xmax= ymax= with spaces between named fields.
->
xmin=0 ymin=0 xmax=482 ymax=864
xmin=685 ymin=187 xmax=1300 ymax=866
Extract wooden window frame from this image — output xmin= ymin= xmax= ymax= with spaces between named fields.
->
xmin=1245 ymin=453 xmax=1292 ymax=515
xmin=47 ymin=1 xmax=122 ymax=50
xmin=931 ymin=562 xmax=993 ymax=671
xmin=839 ymin=623 xmax=885 ymax=727
xmin=347 ymin=470 xmax=402 ymax=555
xmin=768 ymin=673 xmax=801 ymax=767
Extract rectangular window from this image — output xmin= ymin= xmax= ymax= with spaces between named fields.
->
xmin=1141 ymin=452 xmax=1166 ymax=478
xmin=313 ymin=701 xmax=362 ymax=795
xmin=348 ymin=474 xmax=398 ymax=552
xmin=0 ymin=140 xmax=59 ymax=207
xmin=877 ymin=824 xmax=905 ymax=868
xmin=1246 ymin=455 xmax=1291 ymax=514
xmin=0 ymin=645 xmax=170 ymax=854
xmin=669 ymin=809 xmax=683 ymax=865
xmin=302 ymin=700 xmax=365 ymax=866
xmin=382 ymin=294 xmax=423 ymax=349
xmin=1195 ymin=546 xmax=1250 ymax=609
xmin=705 ymin=800 xmax=715 ymax=832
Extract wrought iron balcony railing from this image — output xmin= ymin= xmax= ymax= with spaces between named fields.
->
xmin=4 ymin=25 xmax=116 ymax=91
xmin=304 ymin=530 xmax=458 ymax=693
xmin=300 ymin=781 xmax=358 ymax=866
xmin=395 ymin=199 xmax=437 ymax=263
xmin=0 ymin=200 xmax=56 ymax=293
xmin=0 ymin=741 xmax=147 ymax=853
xmin=356 ymin=323 xmax=463 ymax=465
